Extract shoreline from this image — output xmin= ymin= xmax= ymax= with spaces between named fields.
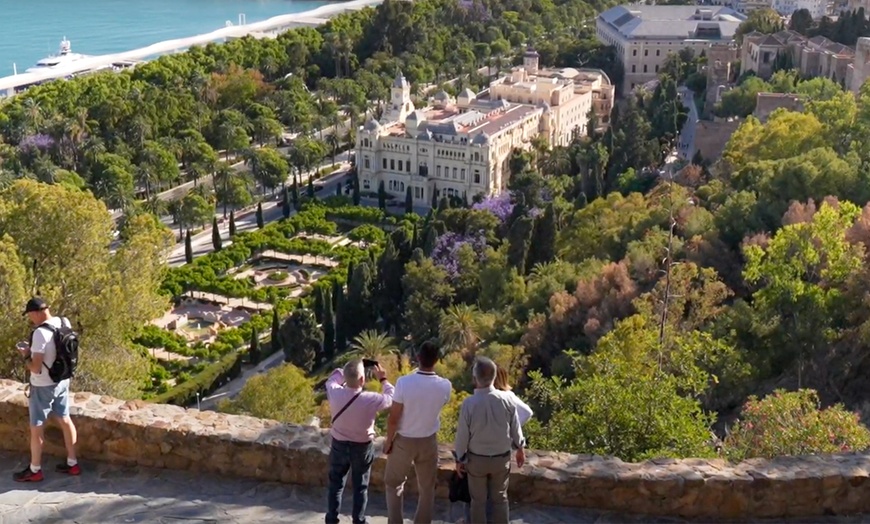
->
xmin=0 ymin=0 xmax=382 ymax=96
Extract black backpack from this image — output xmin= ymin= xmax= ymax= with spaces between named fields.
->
xmin=36 ymin=318 xmax=79 ymax=383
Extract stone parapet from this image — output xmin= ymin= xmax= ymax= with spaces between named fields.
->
xmin=0 ymin=379 xmax=868 ymax=518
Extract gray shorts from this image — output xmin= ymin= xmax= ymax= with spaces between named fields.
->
xmin=29 ymin=380 xmax=71 ymax=426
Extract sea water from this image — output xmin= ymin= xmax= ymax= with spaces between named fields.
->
xmin=0 ymin=0 xmax=330 ymax=77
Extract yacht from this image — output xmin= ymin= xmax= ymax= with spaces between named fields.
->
xmin=26 ymin=38 xmax=92 ymax=73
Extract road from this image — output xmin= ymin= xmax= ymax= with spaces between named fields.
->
xmin=167 ymin=151 xmax=353 ymax=267
xmin=677 ymin=86 xmax=699 ymax=160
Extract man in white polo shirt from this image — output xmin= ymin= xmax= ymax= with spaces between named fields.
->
xmin=384 ymin=340 xmax=452 ymax=524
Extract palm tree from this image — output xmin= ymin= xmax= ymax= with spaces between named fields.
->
xmin=349 ymin=330 xmax=399 ymax=358
xmin=439 ymin=304 xmax=488 ymax=355
xmin=326 ymin=134 xmax=340 ymax=167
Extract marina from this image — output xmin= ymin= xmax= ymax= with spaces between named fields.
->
xmin=0 ymin=0 xmax=382 ymax=98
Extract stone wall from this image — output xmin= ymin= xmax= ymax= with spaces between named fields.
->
xmin=1 ymin=379 xmax=870 ymax=518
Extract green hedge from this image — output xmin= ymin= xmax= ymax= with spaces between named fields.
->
xmin=150 ymin=350 xmax=245 ymax=407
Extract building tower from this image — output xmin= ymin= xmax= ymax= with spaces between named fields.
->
xmin=851 ymin=37 xmax=870 ymax=95
xmin=523 ymin=47 xmax=540 ymax=75
xmin=704 ymin=43 xmax=738 ymax=118
xmin=381 ymin=70 xmax=415 ymax=124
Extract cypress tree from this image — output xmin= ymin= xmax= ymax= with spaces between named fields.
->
xmin=313 ymin=286 xmax=325 ymax=324
xmin=292 ymin=178 xmax=300 ymax=210
xmin=212 ymin=217 xmax=223 ymax=252
xmin=405 ymin=185 xmax=414 ymax=214
xmin=307 ymin=177 xmax=315 ymax=199
xmin=323 ymin=300 xmax=336 ymax=361
xmin=507 ymin=216 xmax=535 ymax=274
xmin=256 ymin=202 xmax=264 ymax=229
xmin=229 ymin=210 xmax=237 ymax=237
xmin=282 ymin=187 xmax=291 ymax=219
xmin=378 ymin=180 xmax=387 ymax=210
xmin=352 ymin=174 xmax=361 ymax=205
xmin=270 ymin=309 xmax=282 ymax=356
xmin=422 ymin=226 xmax=438 ymax=256
xmin=184 ymin=230 xmax=193 ymax=264
xmin=336 ymin=181 xmax=342 ymax=196
xmin=331 ymin=279 xmax=342 ymax=313
xmin=438 ymin=197 xmax=450 ymax=213
xmin=249 ymin=327 xmax=261 ymax=365
xmin=411 ymin=222 xmax=419 ymax=249
xmin=431 ymin=184 xmax=438 ymax=208
xmin=527 ymin=203 xmax=557 ymax=269
xmin=334 ymin=289 xmax=347 ymax=353
xmin=346 ymin=261 xmax=355 ymax=286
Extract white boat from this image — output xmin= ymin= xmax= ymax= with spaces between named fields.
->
xmin=25 ymin=38 xmax=92 ymax=73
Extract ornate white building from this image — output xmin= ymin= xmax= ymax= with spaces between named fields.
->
xmin=355 ymin=52 xmax=614 ymax=203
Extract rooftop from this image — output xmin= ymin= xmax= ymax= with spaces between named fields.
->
xmin=598 ymin=5 xmax=746 ymax=40
xmin=0 ymin=451 xmax=661 ymax=523
xmin=381 ymin=102 xmax=540 ymax=142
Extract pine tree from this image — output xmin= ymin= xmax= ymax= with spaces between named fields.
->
xmin=282 ymin=186 xmax=291 ymax=219
xmin=271 ymin=308 xmax=282 ymax=356
xmin=352 ymin=174 xmax=361 ymax=205
xmin=229 ymin=210 xmax=237 ymax=237
xmin=307 ymin=177 xmax=315 ymax=199
xmin=184 ymin=230 xmax=193 ymax=264
xmin=249 ymin=327 xmax=261 ymax=365
xmin=212 ymin=217 xmax=223 ymax=252
xmin=378 ymin=180 xmax=387 ymax=210
xmin=405 ymin=185 xmax=414 ymax=214
xmin=256 ymin=202 xmax=264 ymax=229
xmin=323 ymin=299 xmax=336 ymax=361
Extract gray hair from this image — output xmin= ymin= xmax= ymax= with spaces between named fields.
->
xmin=343 ymin=359 xmax=365 ymax=388
xmin=472 ymin=357 xmax=497 ymax=388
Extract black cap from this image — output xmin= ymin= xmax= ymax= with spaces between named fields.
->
xmin=23 ymin=297 xmax=48 ymax=316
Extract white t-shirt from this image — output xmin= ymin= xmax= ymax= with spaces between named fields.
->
xmin=29 ymin=316 xmax=70 ymax=387
xmin=394 ymin=370 xmax=452 ymax=438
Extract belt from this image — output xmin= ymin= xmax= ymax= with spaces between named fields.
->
xmin=469 ymin=450 xmax=510 ymax=458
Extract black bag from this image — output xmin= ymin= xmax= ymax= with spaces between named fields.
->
xmin=38 ymin=318 xmax=79 ymax=383
xmin=449 ymin=470 xmax=471 ymax=504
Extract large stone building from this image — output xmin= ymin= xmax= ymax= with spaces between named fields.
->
xmin=355 ymin=53 xmax=614 ymax=202
xmin=596 ymin=5 xmax=746 ymax=95
xmin=740 ymin=30 xmax=854 ymax=84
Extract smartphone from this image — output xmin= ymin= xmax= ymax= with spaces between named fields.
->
xmin=362 ymin=359 xmax=379 ymax=368
xmin=16 ymin=341 xmax=29 ymax=351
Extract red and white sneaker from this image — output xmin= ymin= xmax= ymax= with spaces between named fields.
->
xmin=13 ymin=466 xmax=44 ymax=482
xmin=55 ymin=463 xmax=81 ymax=476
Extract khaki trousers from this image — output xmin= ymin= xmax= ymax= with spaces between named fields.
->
xmin=384 ymin=433 xmax=439 ymax=524
xmin=466 ymin=453 xmax=510 ymax=524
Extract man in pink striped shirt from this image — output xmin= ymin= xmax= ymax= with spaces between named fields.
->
xmin=326 ymin=359 xmax=394 ymax=524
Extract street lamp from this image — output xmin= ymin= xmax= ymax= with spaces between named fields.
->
xmin=196 ymin=392 xmax=201 ymax=411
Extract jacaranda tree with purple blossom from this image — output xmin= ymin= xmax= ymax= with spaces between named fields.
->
xmin=472 ymin=193 xmax=514 ymax=223
xmin=431 ymin=231 xmax=488 ymax=279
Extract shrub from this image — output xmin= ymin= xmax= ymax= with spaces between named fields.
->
xmin=219 ymin=363 xmax=317 ymax=424
xmin=348 ymin=224 xmax=386 ymax=244
xmin=724 ymin=389 xmax=870 ymax=461
xmin=267 ymin=271 xmax=289 ymax=281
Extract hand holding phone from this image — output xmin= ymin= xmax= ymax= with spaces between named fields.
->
xmin=16 ymin=341 xmax=30 ymax=356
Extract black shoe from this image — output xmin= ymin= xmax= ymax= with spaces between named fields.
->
xmin=13 ymin=466 xmax=44 ymax=482
xmin=56 ymin=463 xmax=81 ymax=476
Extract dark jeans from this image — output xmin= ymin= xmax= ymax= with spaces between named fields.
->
xmin=326 ymin=439 xmax=374 ymax=524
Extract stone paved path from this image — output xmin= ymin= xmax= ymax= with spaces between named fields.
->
xmin=0 ymin=452 xmax=869 ymax=524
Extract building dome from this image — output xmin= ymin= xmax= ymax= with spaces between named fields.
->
xmin=434 ymin=90 xmax=450 ymax=101
xmin=364 ymin=118 xmax=381 ymax=132
xmin=472 ymin=132 xmax=489 ymax=145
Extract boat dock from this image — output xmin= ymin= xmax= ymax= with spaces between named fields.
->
xmin=0 ymin=0 xmax=382 ymax=98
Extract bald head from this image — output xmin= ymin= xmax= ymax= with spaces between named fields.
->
xmin=343 ymin=359 xmax=365 ymax=388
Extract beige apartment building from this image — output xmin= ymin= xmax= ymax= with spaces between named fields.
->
xmin=355 ymin=52 xmax=614 ymax=202
xmin=596 ymin=5 xmax=746 ymax=95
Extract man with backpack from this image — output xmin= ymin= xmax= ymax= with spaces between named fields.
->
xmin=14 ymin=297 xmax=80 ymax=482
